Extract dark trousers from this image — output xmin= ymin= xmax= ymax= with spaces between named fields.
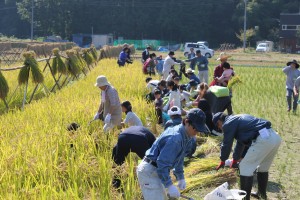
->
xmin=112 ymin=134 xmax=152 ymax=166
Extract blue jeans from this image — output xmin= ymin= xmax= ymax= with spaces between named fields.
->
xmin=286 ymin=89 xmax=298 ymax=111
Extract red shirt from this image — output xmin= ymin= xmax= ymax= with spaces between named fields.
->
xmin=214 ymin=64 xmax=224 ymax=79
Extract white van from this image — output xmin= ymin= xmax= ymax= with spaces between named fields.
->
xmin=256 ymin=41 xmax=273 ymax=52
xmin=184 ymin=42 xmax=214 ymax=58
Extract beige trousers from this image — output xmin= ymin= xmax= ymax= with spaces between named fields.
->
xmin=239 ymin=128 xmax=281 ymax=176
xmin=136 ymin=161 xmax=168 ymax=200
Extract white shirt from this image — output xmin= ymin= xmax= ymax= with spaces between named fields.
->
xmin=162 ymin=56 xmax=180 ymax=74
xmin=169 ymin=90 xmax=181 ymax=108
xmin=180 ymin=90 xmax=191 ymax=102
xmin=146 ymin=80 xmax=159 ymax=91
xmin=124 ymin=112 xmax=143 ymax=127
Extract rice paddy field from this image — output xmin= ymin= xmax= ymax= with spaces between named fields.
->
xmin=0 ymin=50 xmax=299 ymax=199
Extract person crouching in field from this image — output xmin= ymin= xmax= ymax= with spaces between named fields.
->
xmin=283 ymin=60 xmax=300 ymax=113
xmin=94 ymin=75 xmax=122 ymax=132
xmin=112 ymin=126 xmax=156 ymax=188
xmin=143 ymin=53 xmax=157 ymax=76
xmin=136 ymin=108 xmax=208 ymax=200
xmin=118 ymin=47 xmax=131 ymax=67
xmin=121 ymin=101 xmax=143 ymax=127
xmin=216 ymin=62 xmax=233 ymax=87
xmin=213 ymin=112 xmax=281 ymax=200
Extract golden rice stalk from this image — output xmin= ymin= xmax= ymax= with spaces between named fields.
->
xmin=29 ymin=59 xmax=44 ymax=84
xmin=66 ymin=50 xmax=82 ymax=76
xmin=83 ymin=48 xmax=95 ymax=66
xmin=90 ymin=45 xmax=98 ymax=60
xmin=228 ymin=76 xmax=242 ymax=89
xmin=182 ymin=170 xmax=237 ymax=193
xmin=52 ymin=48 xmax=67 ymax=74
xmin=0 ymin=71 xmax=9 ymax=100
xmin=18 ymin=66 xmax=30 ymax=85
xmin=184 ymin=157 xmax=219 ymax=177
xmin=52 ymin=55 xmax=58 ymax=75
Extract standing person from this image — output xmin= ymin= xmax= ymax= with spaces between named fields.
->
xmin=137 ymin=108 xmax=208 ymax=200
xmin=213 ymin=112 xmax=281 ymax=200
xmin=121 ymin=101 xmax=143 ymax=127
xmin=156 ymin=55 xmax=164 ymax=76
xmin=185 ymin=50 xmax=209 ymax=83
xmin=112 ymin=126 xmax=156 ymax=188
xmin=187 ymin=48 xmax=196 ymax=59
xmin=94 ymin=75 xmax=122 ymax=132
xmin=162 ymin=51 xmax=181 ymax=80
xmin=294 ymin=75 xmax=300 ymax=111
xmin=283 ymin=60 xmax=300 ymax=113
xmin=142 ymin=46 xmax=151 ymax=63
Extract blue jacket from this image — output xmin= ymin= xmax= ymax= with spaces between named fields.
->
xmin=220 ymin=114 xmax=272 ymax=161
xmin=119 ymin=51 xmax=128 ymax=66
xmin=186 ymin=56 xmax=208 ymax=71
xmin=188 ymin=74 xmax=200 ymax=84
xmin=145 ymin=125 xmax=194 ymax=187
xmin=164 ymin=116 xmax=182 ymax=130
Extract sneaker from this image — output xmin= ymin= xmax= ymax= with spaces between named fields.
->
xmin=287 ymin=108 xmax=291 ymax=112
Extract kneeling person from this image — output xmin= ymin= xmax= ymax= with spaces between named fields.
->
xmin=137 ymin=108 xmax=208 ymax=200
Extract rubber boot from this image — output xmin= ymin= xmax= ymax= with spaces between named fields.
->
xmin=240 ymin=175 xmax=253 ymax=200
xmin=251 ymin=172 xmax=268 ymax=199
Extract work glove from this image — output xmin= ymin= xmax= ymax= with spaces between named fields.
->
xmin=185 ymin=101 xmax=193 ymax=108
xmin=104 ymin=113 xmax=111 ymax=124
xmin=216 ymin=161 xmax=225 ymax=170
xmin=177 ymin=179 xmax=186 ymax=190
xmin=230 ymin=160 xmax=239 ymax=169
xmin=93 ymin=112 xmax=100 ymax=120
xmin=167 ymin=184 xmax=180 ymax=198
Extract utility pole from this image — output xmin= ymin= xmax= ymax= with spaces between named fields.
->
xmin=243 ymin=0 xmax=247 ymax=52
xmin=91 ymin=26 xmax=94 ymax=45
xmin=31 ymin=0 xmax=34 ymax=41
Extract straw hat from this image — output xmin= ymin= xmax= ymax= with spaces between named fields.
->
xmin=217 ymin=52 xmax=231 ymax=61
xmin=94 ymin=75 xmax=110 ymax=87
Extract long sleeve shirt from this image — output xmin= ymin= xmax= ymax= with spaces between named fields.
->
xmin=282 ymin=66 xmax=300 ymax=89
xmin=220 ymin=114 xmax=272 ymax=161
xmin=145 ymin=125 xmax=194 ymax=187
xmin=186 ymin=56 xmax=208 ymax=71
xmin=163 ymin=56 xmax=180 ymax=74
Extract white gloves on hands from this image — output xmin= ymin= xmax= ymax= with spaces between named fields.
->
xmin=94 ymin=112 xmax=100 ymax=120
xmin=177 ymin=179 xmax=186 ymax=190
xmin=104 ymin=113 xmax=111 ymax=124
xmin=185 ymin=101 xmax=193 ymax=108
xmin=167 ymin=184 xmax=180 ymax=198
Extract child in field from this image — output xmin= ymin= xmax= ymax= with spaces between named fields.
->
xmin=154 ymin=89 xmax=163 ymax=124
xmin=121 ymin=101 xmax=143 ymax=127
xmin=166 ymin=80 xmax=181 ymax=109
xmin=216 ymin=62 xmax=233 ymax=86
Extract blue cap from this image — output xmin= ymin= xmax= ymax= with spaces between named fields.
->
xmin=187 ymin=108 xmax=208 ymax=133
xmin=212 ymin=112 xmax=224 ymax=126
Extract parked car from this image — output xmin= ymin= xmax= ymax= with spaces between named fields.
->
xmin=184 ymin=42 xmax=214 ymax=58
xmin=197 ymin=41 xmax=209 ymax=47
xmin=256 ymin=42 xmax=271 ymax=52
